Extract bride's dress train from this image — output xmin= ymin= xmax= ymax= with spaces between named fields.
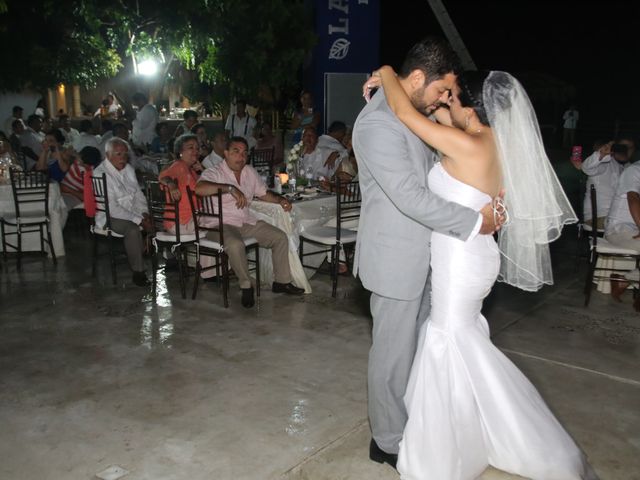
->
xmin=397 ymin=163 xmax=597 ymax=480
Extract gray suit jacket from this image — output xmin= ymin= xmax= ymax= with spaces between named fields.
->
xmin=353 ymin=89 xmax=480 ymax=301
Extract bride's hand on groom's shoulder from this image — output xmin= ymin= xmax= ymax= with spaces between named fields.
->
xmin=362 ymin=66 xmax=394 ymax=101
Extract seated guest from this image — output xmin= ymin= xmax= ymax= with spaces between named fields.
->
xmin=20 ymin=114 xmax=45 ymax=167
xmin=191 ymin=122 xmax=212 ymax=160
xmin=255 ymin=121 xmax=284 ymax=167
xmin=300 ymin=126 xmax=340 ymax=180
xmin=318 ymin=121 xmax=348 ymax=158
xmin=604 ymin=159 xmax=640 ymax=306
xmin=321 ymin=132 xmax=358 ymax=189
xmin=4 ymin=105 xmax=25 ymax=134
xmin=150 ymin=122 xmax=171 ymax=154
xmin=73 ymin=119 xmax=100 ymax=152
xmin=201 ymin=130 xmax=226 ymax=169
xmin=9 ymin=120 xmax=28 ymax=169
xmin=196 ymin=136 xmax=304 ymax=308
xmin=35 ymin=130 xmax=68 ymax=181
xmin=582 ymin=138 xmax=634 ymax=228
xmin=60 ymin=146 xmax=102 ymax=209
xmin=93 ymin=137 xmax=152 ymax=287
xmin=173 ymin=110 xmax=198 ymax=138
xmin=158 ymin=134 xmax=203 ymax=233
xmin=58 ymin=114 xmax=80 ymax=147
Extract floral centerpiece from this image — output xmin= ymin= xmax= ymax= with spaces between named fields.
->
xmin=286 ymin=141 xmax=308 ymax=187
xmin=287 ymin=141 xmax=303 ymax=172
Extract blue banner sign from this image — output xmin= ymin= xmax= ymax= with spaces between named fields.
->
xmin=309 ymin=0 xmax=380 ymax=128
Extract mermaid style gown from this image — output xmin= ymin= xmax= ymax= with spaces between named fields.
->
xmin=397 ymin=163 xmax=597 ymax=480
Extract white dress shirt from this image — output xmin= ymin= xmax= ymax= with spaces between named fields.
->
xmin=225 ymin=113 xmax=257 ymax=142
xmin=581 ymin=151 xmax=626 ymax=220
xmin=317 ymin=134 xmax=349 ymax=173
xmin=93 ymin=160 xmax=148 ymax=228
xmin=202 ymin=150 xmax=224 ymax=169
xmin=563 ymin=109 xmax=579 ymax=129
xmin=301 ymin=145 xmax=341 ymax=180
xmin=4 ymin=116 xmax=25 ymax=134
xmin=605 ymin=162 xmax=640 ymax=236
xmin=19 ymin=127 xmax=44 ymax=156
xmin=73 ymin=132 xmax=101 ymax=152
xmin=59 ymin=127 xmax=80 ymax=147
xmin=98 ymin=131 xmax=114 ymax=156
xmin=132 ymin=104 xmax=159 ymax=147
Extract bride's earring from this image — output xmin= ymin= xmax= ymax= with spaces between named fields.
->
xmin=464 ymin=116 xmax=470 ymax=130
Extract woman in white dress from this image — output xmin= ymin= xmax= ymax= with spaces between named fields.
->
xmin=366 ymin=67 xmax=598 ymax=480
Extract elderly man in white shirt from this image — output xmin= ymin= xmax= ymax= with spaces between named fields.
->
xmin=131 ymin=92 xmax=158 ymax=149
xmin=582 ymin=138 xmax=634 ymax=228
xmin=300 ymin=126 xmax=341 ymax=180
xmin=93 ymin=137 xmax=152 ymax=286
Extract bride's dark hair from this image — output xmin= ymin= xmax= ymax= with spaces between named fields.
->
xmin=457 ymin=71 xmax=491 ymax=126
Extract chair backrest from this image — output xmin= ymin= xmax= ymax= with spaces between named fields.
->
xmin=158 ymin=158 xmax=173 ymax=173
xmin=90 ymin=173 xmax=112 ymax=228
xmin=186 ymin=186 xmax=225 ymax=245
xmin=250 ymin=147 xmax=274 ymax=184
xmin=9 ymin=169 xmax=50 ymax=219
xmin=146 ymin=179 xmax=183 ymax=242
xmin=335 ymin=179 xmax=361 ymax=240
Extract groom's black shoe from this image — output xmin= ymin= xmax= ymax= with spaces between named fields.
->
xmin=369 ymin=439 xmax=398 ymax=469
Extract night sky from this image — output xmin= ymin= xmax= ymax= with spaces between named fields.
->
xmin=380 ymin=0 xmax=640 ymax=125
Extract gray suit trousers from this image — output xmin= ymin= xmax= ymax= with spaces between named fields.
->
xmin=368 ymin=274 xmax=431 ymax=454
xmin=109 ymin=217 xmax=145 ymax=273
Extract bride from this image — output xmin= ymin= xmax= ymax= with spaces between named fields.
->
xmin=366 ymin=67 xmax=598 ymax=480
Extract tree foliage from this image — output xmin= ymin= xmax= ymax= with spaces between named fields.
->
xmin=0 ymin=1 xmax=122 ymax=90
xmin=0 ymin=0 xmax=316 ymax=109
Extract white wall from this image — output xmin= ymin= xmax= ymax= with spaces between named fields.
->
xmin=0 ymin=91 xmax=42 ymax=131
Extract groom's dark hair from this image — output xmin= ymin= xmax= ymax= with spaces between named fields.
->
xmin=398 ymin=36 xmax=461 ymax=83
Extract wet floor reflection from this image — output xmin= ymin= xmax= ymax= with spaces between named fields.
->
xmin=286 ymin=398 xmax=308 ymax=437
xmin=139 ymin=269 xmax=174 ymax=348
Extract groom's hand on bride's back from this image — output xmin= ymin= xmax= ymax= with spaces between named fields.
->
xmin=479 ymin=189 xmax=507 ymax=234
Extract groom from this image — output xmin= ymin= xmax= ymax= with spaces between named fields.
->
xmin=353 ymin=37 xmax=499 ymax=467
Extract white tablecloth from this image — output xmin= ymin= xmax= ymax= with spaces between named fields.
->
xmin=0 ymin=182 xmax=68 ymax=256
xmin=249 ymin=194 xmax=337 ymax=293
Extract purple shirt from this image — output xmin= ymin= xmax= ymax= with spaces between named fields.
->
xmin=198 ymin=161 xmax=267 ymax=227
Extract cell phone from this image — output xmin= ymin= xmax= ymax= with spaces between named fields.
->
xmin=49 ymin=146 xmax=56 ymax=153
xmin=611 ymin=144 xmax=628 ymax=155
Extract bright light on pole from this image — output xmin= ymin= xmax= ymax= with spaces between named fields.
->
xmin=138 ymin=59 xmax=158 ymax=76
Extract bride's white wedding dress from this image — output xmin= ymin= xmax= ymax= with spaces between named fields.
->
xmin=397 ymin=163 xmax=597 ymax=480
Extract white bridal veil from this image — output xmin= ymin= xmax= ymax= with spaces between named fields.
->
xmin=483 ymin=71 xmax=577 ymax=291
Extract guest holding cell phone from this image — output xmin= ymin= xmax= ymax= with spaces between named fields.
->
xmin=35 ymin=130 xmax=70 ymax=180
xmin=581 ymin=137 xmax=635 ymax=229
